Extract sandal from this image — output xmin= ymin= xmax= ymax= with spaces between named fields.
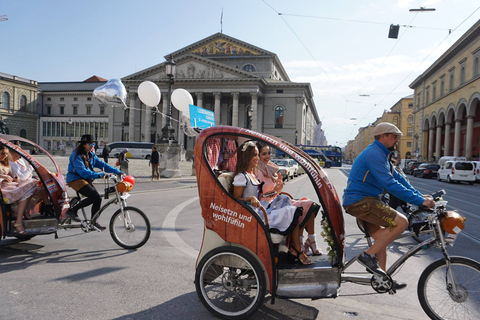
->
xmin=288 ymin=246 xmax=311 ymax=265
xmin=305 ymin=237 xmax=323 ymax=256
xmin=13 ymin=223 xmax=28 ymax=234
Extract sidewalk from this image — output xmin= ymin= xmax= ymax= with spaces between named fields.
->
xmin=37 ymin=155 xmax=195 ymax=183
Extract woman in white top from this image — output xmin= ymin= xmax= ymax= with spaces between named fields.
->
xmin=232 ymin=141 xmax=311 ymax=265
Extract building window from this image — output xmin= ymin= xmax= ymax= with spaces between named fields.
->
xmin=426 ymin=88 xmax=429 ymax=104
xmin=87 ymin=97 xmax=91 ymax=101
xmin=460 ymin=66 xmax=466 ymax=85
xmin=449 ymin=70 xmax=454 ymax=91
xmin=124 ymin=109 xmax=129 ymax=123
xmin=73 ymin=106 xmax=78 ymax=114
xmin=100 ymin=105 xmax=105 ymax=115
xmin=440 ymin=77 xmax=445 ymax=95
xmin=393 ymin=116 xmax=398 ymax=126
xmin=60 ymin=106 xmax=64 ymax=114
xmin=73 ymin=97 xmax=78 ymax=101
xmin=47 ymin=97 xmax=51 ymax=101
xmin=20 ymin=95 xmax=27 ymax=111
xmin=432 ymin=84 xmax=436 ymax=100
xmin=242 ymin=64 xmax=256 ymax=72
xmin=407 ymin=127 xmax=413 ymax=136
xmin=417 ymin=94 xmax=420 ymax=109
xmin=407 ymin=141 xmax=412 ymax=147
xmin=227 ymin=106 xmax=233 ymax=126
xmin=275 ymin=106 xmax=284 ymax=128
xmin=407 ymin=114 xmax=413 ymax=125
xmin=47 ymin=106 xmax=51 ymax=115
xmin=474 ymin=56 xmax=479 ymax=77
xmin=1 ymin=92 xmax=10 ymax=109
xmin=408 ymin=103 xmax=413 ymax=108
xmin=60 ymin=97 xmax=64 ymax=101
xmin=20 ymin=129 xmax=26 ymax=138
xmin=86 ymin=105 xmax=92 ymax=115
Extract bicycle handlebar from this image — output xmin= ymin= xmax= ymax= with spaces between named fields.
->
xmin=430 ymin=189 xmax=446 ymax=201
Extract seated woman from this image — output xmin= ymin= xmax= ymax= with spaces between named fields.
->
xmin=232 ymin=141 xmax=311 ymax=265
xmin=0 ymin=145 xmax=37 ymax=234
xmin=255 ymin=142 xmax=322 ymax=256
xmin=66 ymin=135 xmax=121 ymax=230
xmin=9 ymin=149 xmax=54 ymax=217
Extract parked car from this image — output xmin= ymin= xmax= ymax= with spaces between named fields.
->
xmin=472 ymin=161 xmax=480 ymax=182
xmin=287 ymin=159 xmax=299 ymax=176
xmin=413 ymin=163 xmax=440 ymax=178
xmin=437 ymin=161 xmax=475 ymax=184
xmin=271 ymin=159 xmax=295 ymax=180
xmin=404 ymin=161 xmax=422 ymax=175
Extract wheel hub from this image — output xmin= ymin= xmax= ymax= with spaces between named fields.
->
xmin=447 ymin=283 xmax=468 ymax=303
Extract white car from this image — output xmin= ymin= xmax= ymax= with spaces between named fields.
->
xmin=271 ymin=159 xmax=295 ymax=181
xmin=471 ymin=161 xmax=480 ymax=182
xmin=287 ymin=159 xmax=299 ymax=176
xmin=437 ymin=160 xmax=475 ymax=184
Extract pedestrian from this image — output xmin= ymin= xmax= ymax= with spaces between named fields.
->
xmin=149 ymin=146 xmax=160 ymax=180
xmin=102 ymin=145 xmax=110 ymax=163
xmin=118 ymin=148 xmax=129 ymax=175
xmin=342 ymin=122 xmax=434 ymax=290
xmin=30 ymin=147 xmax=38 ymax=155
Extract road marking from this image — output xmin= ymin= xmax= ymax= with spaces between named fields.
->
xmin=161 ymin=196 xmax=199 ymax=259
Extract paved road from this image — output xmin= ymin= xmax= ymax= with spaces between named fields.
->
xmin=1 ymin=167 xmax=478 ymax=319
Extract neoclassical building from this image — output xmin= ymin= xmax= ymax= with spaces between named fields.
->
xmin=0 ymin=72 xmax=38 ymax=140
xmin=409 ymin=19 xmax=480 ymax=161
xmin=120 ymin=32 xmax=320 ymax=151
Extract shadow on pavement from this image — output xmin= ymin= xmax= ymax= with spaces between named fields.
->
xmin=113 ymin=292 xmax=319 ymax=320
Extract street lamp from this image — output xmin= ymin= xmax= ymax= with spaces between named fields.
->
xmin=160 ymin=55 xmax=177 ymax=142
xmin=68 ymin=117 xmax=72 ymax=147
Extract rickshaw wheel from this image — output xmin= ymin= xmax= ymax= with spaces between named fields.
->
xmin=195 ymin=246 xmax=266 ymax=320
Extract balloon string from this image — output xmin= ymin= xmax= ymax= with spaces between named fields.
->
xmin=112 ymin=105 xmax=182 ymax=124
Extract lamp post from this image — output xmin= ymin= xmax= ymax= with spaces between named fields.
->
xmin=68 ymin=117 xmax=72 ymax=147
xmin=121 ymin=123 xmax=125 ymax=141
xmin=160 ymin=56 xmax=177 ymax=142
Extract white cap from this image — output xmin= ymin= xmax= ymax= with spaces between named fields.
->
xmin=373 ymin=122 xmax=403 ymax=136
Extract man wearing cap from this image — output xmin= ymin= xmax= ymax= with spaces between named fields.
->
xmin=343 ymin=122 xmax=434 ymax=290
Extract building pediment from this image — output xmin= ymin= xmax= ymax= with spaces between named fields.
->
xmin=122 ymin=54 xmax=259 ymax=83
xmin=167 ymin=33 xmax=275 ymax=58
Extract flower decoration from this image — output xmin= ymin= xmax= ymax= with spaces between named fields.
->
xmin=241 ymin=141 xmax=256 ymax=152
xmin=321 ymin=218 xmax=337 ymax=264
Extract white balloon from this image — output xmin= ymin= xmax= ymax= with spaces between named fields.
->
xmin=171 ymin=88 xmax=193 ymax=117
xmin=138 ymin=81 xmax=161 ymax=106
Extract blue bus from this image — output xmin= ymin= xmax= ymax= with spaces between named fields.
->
xmin=298 ymin=145 xmax=343 ymax=167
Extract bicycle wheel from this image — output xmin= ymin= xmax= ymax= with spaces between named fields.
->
xmin=408 ymin=210 xmax=433 ymax=243
xmin=195 ymin=246 xmax=266 ymax=320
xmin=418 ymin=256 xmax=480 ymax=320
xmin=109 ymin=206 xmax=150 ymax=249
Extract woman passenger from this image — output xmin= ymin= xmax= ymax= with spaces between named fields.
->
xmin=255 ymin=142 xmax=322 ymax=255
xmin=0 ymin=145 xmax=37 ymax=234
xmin=232 ymin=141 xmax=311 ymax=265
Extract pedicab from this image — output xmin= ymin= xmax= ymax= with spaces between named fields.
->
xmin=0 ymin=135 xmax=150 ymax=249
xmin=194 ymin=126 xmax=479 ymax=320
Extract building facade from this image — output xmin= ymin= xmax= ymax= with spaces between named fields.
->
xmin=0 ymin=72 xmax=38 ymax=140
xmin=120 ymin=33 xmax=320 ymax=151
xmin=409 ymin=19 xmax=480 ymax=161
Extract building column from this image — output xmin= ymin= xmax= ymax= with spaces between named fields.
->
xmin=453 ymin=119 xmax=462 ymax=157
xmin=144 ymin=104 xmax=151 ymax=142
xmin=195 ymin=92 xmax=203 ymax=108
xmin=129 ymin=94 xmax=136 ymax=142
xmin=232 ymin=92 xmax=239 ymax=127
xmin=250 ymin=92 xmax=258 ymax=131
xmin=444 ymin=121 xmax=451 ymax=156
xmin=428 ymin=127 xmax=435 ymax=161
xmin=214 ymin=92 xmax=221 ymax=125
xmin=466 ymin=115 xmax=474 ymax=159
xmin=435 ymin=125 xmax=442 ymax=160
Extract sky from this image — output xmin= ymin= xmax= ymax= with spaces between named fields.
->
xmin=1 ymin=0 xmax=480 ymax=147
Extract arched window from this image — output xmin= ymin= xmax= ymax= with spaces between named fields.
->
xmin=245 ymin=106 xmax=252 ymax=129
xmin=407 ymin=114 xmax=413 ymax=125
xmin=20 ymin=95 xmax=27 ymax=111
xmin=242 ymin=64 xmax=256 ymax=72
xmin=393 ymin=116 xmax=398 ymax=126
xmin=275 ymin=106 xmax=284 ymax=128
xmin=1 ymin=92 xmax=10 ymax=109
xmin=20 ymin=129 xmax=27 ymax=138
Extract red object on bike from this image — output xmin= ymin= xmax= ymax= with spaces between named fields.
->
xmin=442 ymin=211 xmax=466 ymax=234
xmin=123 ymin=175 xmax=135 ymax=186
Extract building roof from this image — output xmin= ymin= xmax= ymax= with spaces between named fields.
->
xmin=84 ymin=75 xmax=108 ymax=82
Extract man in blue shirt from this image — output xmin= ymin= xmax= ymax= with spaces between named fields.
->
xmin=343 ymin=122 xmax=434 ymax=289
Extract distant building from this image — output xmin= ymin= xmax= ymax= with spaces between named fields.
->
xmin=0 ymin=72 xmax=38 ymax=141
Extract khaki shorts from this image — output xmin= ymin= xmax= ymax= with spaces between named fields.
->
xmin=344 ymin=196 xmax=398 ymax=229
xmin=67 ymin=179 xmax=90 ymax=192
